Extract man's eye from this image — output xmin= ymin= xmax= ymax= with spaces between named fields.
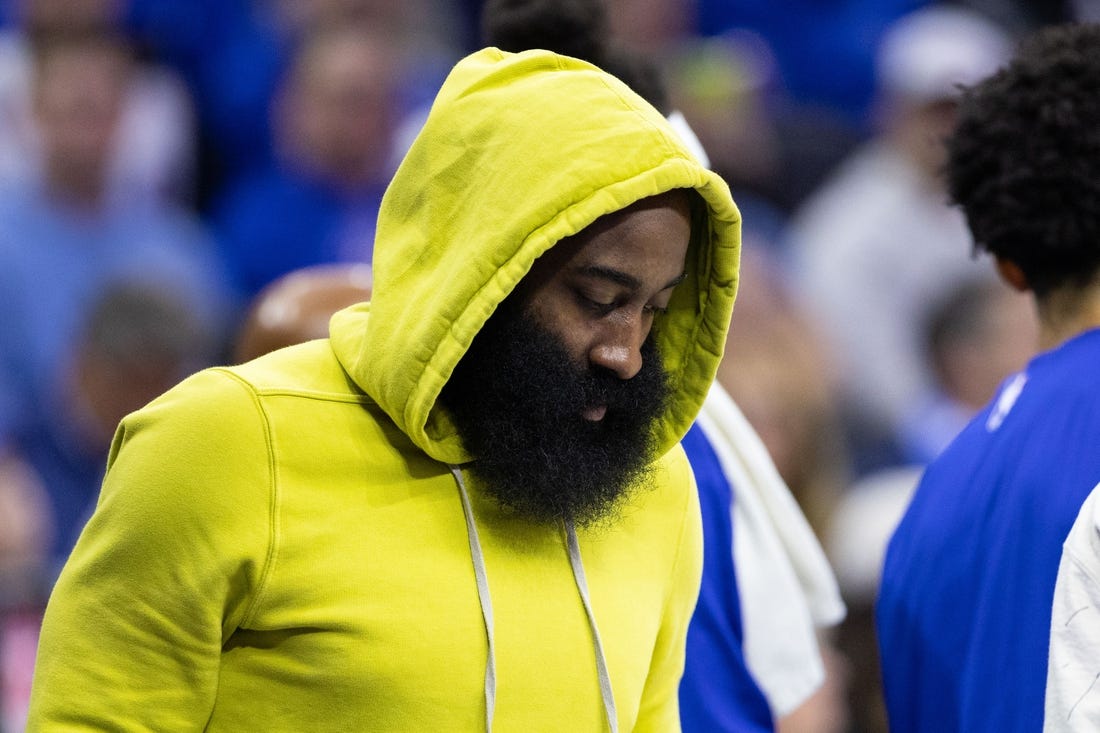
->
xmin=578 ymin=292 xmax=617 ymax=314
xmin=585 ymin=298 xmax=616 ymax=315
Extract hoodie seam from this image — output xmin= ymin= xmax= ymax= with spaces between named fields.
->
xmin=594 ymin=73 xmax=689 ymax=166
xmin=213 ymin=368 xmax=280 ymax=631
xmin=250 ymin=388 xmax=378 ymax=404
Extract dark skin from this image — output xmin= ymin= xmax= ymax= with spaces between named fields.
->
xmin=513 ymin=189 xmax=692 ymax=419
xmin=439 ymin=189 xmax=695 ymax=525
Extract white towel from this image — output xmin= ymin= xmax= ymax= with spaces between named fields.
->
xmin=695 ymin=382 xmax=847 ymax=716
xmin=666 ymin=111 xmax=711 ymax=167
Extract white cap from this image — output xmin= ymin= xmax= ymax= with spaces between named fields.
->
xmin=877 ymin=6 xmax=1013 ymax=103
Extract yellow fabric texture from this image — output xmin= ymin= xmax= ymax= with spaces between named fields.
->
xmin=27 ymin=48 xmax=741 ymax=732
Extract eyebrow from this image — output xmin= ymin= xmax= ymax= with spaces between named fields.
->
xmin=577 ymin=265 xmax=687 ymax=292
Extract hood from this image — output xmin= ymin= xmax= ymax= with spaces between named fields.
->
xmin=330 ymin=47 xmax=741 ymax=465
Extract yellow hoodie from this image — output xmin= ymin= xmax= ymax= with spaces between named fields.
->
xmin=28 ymin=48 xmax=740 ymax=732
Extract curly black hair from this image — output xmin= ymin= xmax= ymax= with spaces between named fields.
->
xmin=480 ymin=0 xmax=609 ymax=65
xmin=946 ymin=23 xmax=1100 ymax=297
xmin=479 ymin=0 xmax=670 ymax=114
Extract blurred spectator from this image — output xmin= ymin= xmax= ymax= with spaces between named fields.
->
xmin=824 ymin=276 xmax=1037 ymax=733
xmin=718 ymin=245 xmax=851 ymax=539
xmin=0 ymin=281 xmax=214 ymax=733
xmin=604 ymin=0 xmax=695 ymax=56
xmin=0 ymin=29 xmax=235 ymax=569
xmin=683 ymin=0 xmax=934 ymax=215
xmin=947 ymin=0 xmax=1077 ymax=36
xmin=786 ymin=5 xmax=1014 ymax=475
xmin=829 ymin=276 xmax=1038 ymax=604
xmin=0 ymin=0 xmax=198 ymax=201
xmin=0 ymin=451 xmax=51 ymax=599
xmin=481 ymin=0 xmax=611 ymax=60
xmin=605 ymin=0 xmax=840 ymax=216
xmin=698 ymin=242 xmax=851 ymax=733
xmin=1077 ymin=0 xmax=1100 ymax=19
xmin=662 ymin=34 xmax=791 ymax=233
xmin=898 ymin=275 xmax=1038 ymax=464
xmin=212 ymin=21 xmax=403 ymax=301
xmin=694 ymin=0 xmax=929 ymax=133
xmin=19 ymin=281 xmax=215 ymax=572
xmin=234 ymin=262 xmax=372 ymax=363
xmin=122 ymin=0 xmax=261 ymax=197
xmin=124 ymin=0 xmax=464 ymax=208
xmin=775 ymin=640 xmax=852 ymax=733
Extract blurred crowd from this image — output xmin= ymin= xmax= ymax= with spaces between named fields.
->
xmin=0 ymin=0 xmax=1089 ymax=730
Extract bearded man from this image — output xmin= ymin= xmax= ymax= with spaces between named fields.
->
xmin=27 ymin=47 xmax=740 ymax=731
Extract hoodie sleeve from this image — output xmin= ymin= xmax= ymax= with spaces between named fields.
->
xmin=26 ymin=368 xmax=275 ymax=730
xmin=634 ymin=447 xmax=704 ymax=732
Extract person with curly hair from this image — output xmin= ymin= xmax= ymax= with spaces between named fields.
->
xmin=875 ymin=22 xmax=1100 ymax=733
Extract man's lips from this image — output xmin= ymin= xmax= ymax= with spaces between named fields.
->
xmin=582 ymin=404 xmax=608 ymax=421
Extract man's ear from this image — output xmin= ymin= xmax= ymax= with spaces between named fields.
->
xmin=995 ymin=258 xmax=1030 ymax=292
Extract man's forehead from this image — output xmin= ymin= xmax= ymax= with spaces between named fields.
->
xmin=587 ymin=189 xmax=694 ymax=231
xmin=516 ymin=188 xmax=695 ymax=298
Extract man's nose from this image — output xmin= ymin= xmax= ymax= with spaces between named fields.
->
xmin=588 ymin=315 xmax=648 ymax=380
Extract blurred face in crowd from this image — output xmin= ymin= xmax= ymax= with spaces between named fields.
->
xmin=72 ymin=351 xmax=186 ymax=449
xmin=19 ymin=0 xmax=123 ymax=33
xmin=439 ymin=190 xmax=693 ymax=526
xmin=32 ymin=38 xmax=130 ymax=201
xmin=606 ymin=0 xmax=694 ymax=56
xmin=271 ymin=0 xmax=411 ymax=32
xmin=890 ymin=96 xmax=961 ymax=180
xmin=278 ymin=26 xmax=398 ymax=186
xmin=933 ymin=283 xmax=1038 ymax=411
xmin=67 ymin=285 xmax=208 ymax=451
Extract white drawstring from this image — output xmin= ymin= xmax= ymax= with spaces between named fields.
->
xmin=565 ymin=519 xmax=620 ymax=733
xmin=449 ymin=466 xmax=619 ymax=733
xmin=451 ymin=465 xmax=497 ymax=732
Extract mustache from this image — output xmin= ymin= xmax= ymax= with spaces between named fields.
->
xmin=581 ymin=366 xmax=656 ymax=411
xmin=437 ymin=303 xmax=670 ymax=527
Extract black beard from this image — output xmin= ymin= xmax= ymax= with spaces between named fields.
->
xmin=437 ymin=303 xmax=671 ymax=528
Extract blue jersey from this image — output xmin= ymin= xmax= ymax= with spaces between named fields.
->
xmin=679 ymin=422 xmax=774 ymax=732
xmin=877 ymin=328 xmax=1100 ymax=732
